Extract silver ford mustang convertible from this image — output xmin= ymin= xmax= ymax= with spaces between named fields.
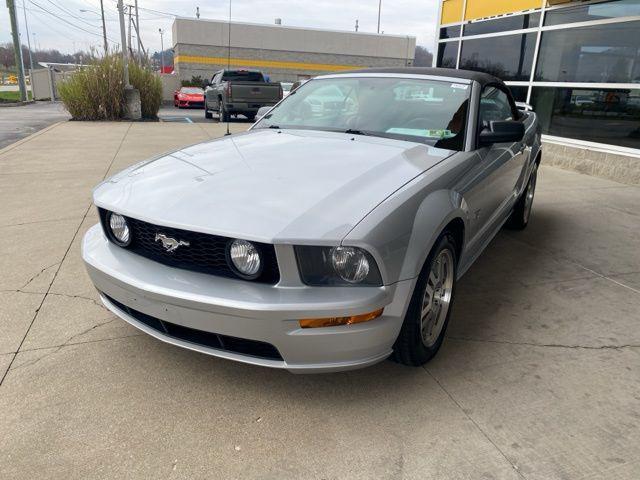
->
xmin=83 ymin=67 xmax=541 ymax=373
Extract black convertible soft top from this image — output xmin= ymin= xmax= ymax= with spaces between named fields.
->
xmin=340 ymin=67 xmax=504 ymax=88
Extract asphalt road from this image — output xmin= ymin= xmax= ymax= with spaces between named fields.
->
xmin=0 ymin=101 xmax=70 ymax=149
xmin=158 ymin=104 xmax=255 ymax=125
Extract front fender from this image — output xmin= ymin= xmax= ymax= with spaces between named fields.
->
xmin=343 ymin=182 xmax=468 ymax=285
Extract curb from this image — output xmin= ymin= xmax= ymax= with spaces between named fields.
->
xmin=0 ymin=100 xmax=35 ymax=107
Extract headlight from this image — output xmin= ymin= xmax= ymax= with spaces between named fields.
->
xmin=107 ymin=212 xmax=131 ymax=246
xmin=295 ymin=245 xmax=382 ymax=286
xmin=228 ymin=239 xmax=262 ymax=279
xmin=331 ymin=247 xmax=370 ymax=283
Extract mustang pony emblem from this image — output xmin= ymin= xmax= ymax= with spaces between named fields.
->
xmin=155 ymin=233 xmax=190 ymax=253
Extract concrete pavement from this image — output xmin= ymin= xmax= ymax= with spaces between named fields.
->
xmin=1 ymin=122 xmax=639 ymax=479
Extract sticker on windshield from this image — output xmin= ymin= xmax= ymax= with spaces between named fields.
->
xmin=387 ymin=128 xmax=455 ymax=139
xmin=451 ymin=83 xmax=469 ymax=90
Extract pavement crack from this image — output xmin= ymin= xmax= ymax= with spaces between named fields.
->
xmin=18 ymin=262 xmax=61 ymax=291
xmin=423 ymin=366 xmax=528 ymax=480
xmin=47 ymin=292 xmax=109 ymax=311
xmin=448 ymin=336 xmax=640 ymax=351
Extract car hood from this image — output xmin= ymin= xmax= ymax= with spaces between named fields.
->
xmin=94 ymin=129 xmax=453 ymax=243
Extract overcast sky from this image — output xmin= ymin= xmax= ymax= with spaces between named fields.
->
xmin=2 ymin=0 xmax=438 ymax=56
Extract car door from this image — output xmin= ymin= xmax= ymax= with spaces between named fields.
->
xmin=461 ymin=85 xmax=525 ymax=251
xmin=206 ymin=72 xmax=221 ymax=110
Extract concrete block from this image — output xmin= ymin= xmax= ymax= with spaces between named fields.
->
xmin=124 ymin=87 xmax=141 ymax=120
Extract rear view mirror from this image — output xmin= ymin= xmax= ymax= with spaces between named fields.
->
xmin=256 ymin=106 xmax=272 ymax=120
xmin=479 ymin=121 xmax=525 ymax=145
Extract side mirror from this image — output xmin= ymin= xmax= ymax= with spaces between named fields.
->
xmin=256 ymin=106 xmax=272 ymax=120
xmin=479 ymin=120 xmax=525 ymax=145
xmin=202 ymin=80 xmax=210 ymax=89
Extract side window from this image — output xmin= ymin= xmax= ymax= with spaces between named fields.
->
xmin=479 ymin=86 xmax=514 ymax=129
xmin=212 ymin=73 xmax=221 ymax=84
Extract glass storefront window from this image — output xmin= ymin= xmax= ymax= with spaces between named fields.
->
xmin=530 ymin=87 xmax=640 ymax=149
xmin=440 ymin=25 xmax=461 ymax=39
xmin=463 ymin=12 xmax=540 ymax=36
xmin=544 ymin=0 xmax=640 ymax=26
xmin=459 ymin=33 xmax=536 ymax=81
xmin=535 ymin=21 xmax=640 ymax=83
xmin=437 ymin=41 xmax=459 ymax=68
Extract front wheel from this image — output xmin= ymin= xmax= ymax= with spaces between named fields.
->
xmin=392 ymin=233 xmax=458 ymax=366
xmin=506 ymin=163 xmax=538 ymax=230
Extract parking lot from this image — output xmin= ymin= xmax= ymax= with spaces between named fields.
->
xmin=1 ymin=121 xmax=639 ymax=479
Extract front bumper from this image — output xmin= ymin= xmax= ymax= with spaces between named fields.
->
xmin=82 ymin=224 xmax=415 ymax=373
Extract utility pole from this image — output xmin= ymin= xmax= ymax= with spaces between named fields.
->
xmin=196 ymin=6 xmax=200 ymax=19
xmin=21 ymin=0 xmax=34 ymax=77
xmin=117 ymin=0 xmax=129 ymax=86
xmin=355 ymin=19 xmax=359 ymax=32
xmin=127 ymin=5 xmax=132 ymax=57
xmin=7 ymin=0 xmax=27 ymax=101
xmin=377 ymin=0 xmax=382 ymax=34
xmin=158 ymin=28 xmax=164 ymax=73
xmin=99 ymin=0 xmax=108 ymax=55
xmin=134 ymin=0 xmax=141 ymax=59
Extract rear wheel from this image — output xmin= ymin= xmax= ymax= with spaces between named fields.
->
xmin=506 ymin=163 xmax=538 ymax=230
xmin=204 ymin=97 xmax=213 ymax=119
xmin=392 ymin=233 xmax=457 ymax=366
xmin=220 ymin=100 xmax=230 ymax=122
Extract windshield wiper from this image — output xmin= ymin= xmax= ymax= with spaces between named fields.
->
xmin=344 ymin=128 xmax=369 ymax=136
xmin=267 ymin=125 xmax=281 ymax=129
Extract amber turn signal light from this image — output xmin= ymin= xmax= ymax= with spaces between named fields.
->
xmin=299 ymin=308 xmax=384 ymax=328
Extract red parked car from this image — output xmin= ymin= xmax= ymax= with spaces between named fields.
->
xmin=173 ymin=87 xmax=205 ymax=109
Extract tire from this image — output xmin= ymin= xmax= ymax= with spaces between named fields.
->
xmin=392 ymin=233 xmax=458 ymax=366
xmin=506 ymin=163 xmax=538 ymax=230
xmin=205 ymin=109 xmax=213 ymax=119
xmin=220 ymin=101 xmax=230 ymax=122
xmin=246 ymin=114 xmax=256 ymax=122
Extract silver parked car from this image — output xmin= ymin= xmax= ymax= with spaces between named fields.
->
xmin=83 ymin=68 xmax=541 ymax=373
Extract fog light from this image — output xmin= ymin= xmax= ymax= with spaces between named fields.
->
xmin=108 ymin=213 xmax=130 ymax=246
xmin=299 ymin=308 xmax=383 ymax=328
xmin=228 ymin=239 xmax=262 ymax=279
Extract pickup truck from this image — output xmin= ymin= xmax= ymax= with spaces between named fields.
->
xmin=203 ymin=69 xmax=283 ymax=121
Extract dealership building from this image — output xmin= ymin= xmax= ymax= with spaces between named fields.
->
xmin=435 ymin=0 xmax=640 ymax=181
xmin=172 ymin=18 xmax=416 ymax=83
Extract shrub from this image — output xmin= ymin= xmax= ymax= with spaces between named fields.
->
xmin=58 ymin=54 xmax=125 ymax=120
xmin=59 ymin=53 xmax=161 ymax=120
xmin=181 ymin=75 xmax=204 ymax=87
xmin=130 ymin=61 xmax=162 ymax=119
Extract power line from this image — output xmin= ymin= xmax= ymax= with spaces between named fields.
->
xmin=28 ymin=0 xmax=119 ymax=44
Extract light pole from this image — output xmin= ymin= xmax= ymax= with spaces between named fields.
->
xmin=80 ymin=5 xmax=108 ymax=55
xmin=22 ymin=0 xmax=34 ymax=76
xmin=377 ymin=0 xmax=382 ymax=34
xmin=158 ymin=28 xmax=164 ymax=73
xmin=117 ymin=0 xmax=129 ymax=86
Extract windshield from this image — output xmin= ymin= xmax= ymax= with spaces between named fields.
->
xmin=181 ymin=87 xmax=203 ymax=94
xmin=222 ymin=71 xmax=264 ymax=82
xmin=254 ymin=76 xmax=470 ymax=150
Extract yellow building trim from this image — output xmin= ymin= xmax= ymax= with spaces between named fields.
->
xmin=441 ymin=0 xmax=546 ymax=24
xmin=174 ymin=55 xmax=364 ymax=72
xmin=465 ymin=0 xmax=544 ymax=20
xmin=441 ymin=0 xmax=464 ymax=24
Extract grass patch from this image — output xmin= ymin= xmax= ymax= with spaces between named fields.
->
xmin=0 ymin=90 xmax=33 ymax=102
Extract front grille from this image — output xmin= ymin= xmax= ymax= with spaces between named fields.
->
xmin=98 ymin=209 xmax=280 ymax=284
xmin=103 ymin=294 xmax=283 ymax=361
